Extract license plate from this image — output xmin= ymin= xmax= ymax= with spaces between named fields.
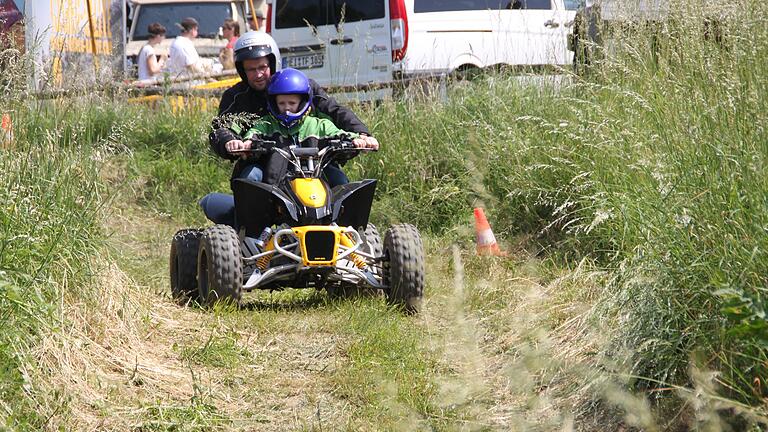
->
xmin=283 ymin=53 xmax=324 ymax=70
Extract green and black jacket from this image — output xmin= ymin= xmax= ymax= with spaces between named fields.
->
xmin=230 ymin=113 xmax=359 ymax=182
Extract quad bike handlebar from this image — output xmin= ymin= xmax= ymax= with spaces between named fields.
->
xmin=228 ymin=138 xmax=278 ymax=156
xmin=229 ymin=137 xmax=375 ymax=178
xmin=229 ymin=137 xmax=374 ymax=157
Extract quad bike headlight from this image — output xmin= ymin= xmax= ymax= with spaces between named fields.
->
xmin=277 ymin=226 xmax=362 ymax=267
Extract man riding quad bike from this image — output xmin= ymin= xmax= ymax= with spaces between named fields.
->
xmin=170 ymin=139 xmax=425 ymax=312
xmin=169 ymin=69 xmax=425 ymax=313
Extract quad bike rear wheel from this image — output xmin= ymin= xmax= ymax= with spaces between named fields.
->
xmin=383 ymin=223 xmax=425 ymax=314
xmin=360 ymin=223 xmax=383 ymax=257
xmin=197 ymin=225 xmax=243 ymax=306
xmin=170 ymin=228 xmax=203 ymax=303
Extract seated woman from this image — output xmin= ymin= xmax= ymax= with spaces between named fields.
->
xmin=218 ymin=19 xmax=240 ymax=70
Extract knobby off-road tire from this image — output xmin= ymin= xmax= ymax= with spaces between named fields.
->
xmin=170 ymin=228 xmax=203 ymax=304
xmin=356 ymin=223 xmax=384 ymax=296
xmin=197 ymin=224 xmax=243 ymax=307
xmin=360 ymin=223 xmax=383 ymax=258
xmin=383 ymin=223 xmax=425 ymax=314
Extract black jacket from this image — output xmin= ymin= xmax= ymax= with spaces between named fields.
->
xmin=209 ymin=79 xmax=370 ymax=162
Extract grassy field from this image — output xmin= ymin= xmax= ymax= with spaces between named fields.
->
xmin=1 ymin=0 xmax=767 ymax=429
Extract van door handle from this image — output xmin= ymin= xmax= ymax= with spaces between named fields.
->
xmin=330 ymin=37 xmax=354 ymax=45
xmin=544 ymin=19 xmax=560 ymax=28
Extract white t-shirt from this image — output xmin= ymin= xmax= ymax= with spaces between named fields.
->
xmin=167 ymin=36 xmax=200 ymax=75
xmin=137 ymin=44 xmax=157 ymax=81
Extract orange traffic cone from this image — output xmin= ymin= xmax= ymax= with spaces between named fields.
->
xmin=474 ymin=207 xmax=505 ymax=256
xmin=1 ymin=113 xmax=12 ymax=149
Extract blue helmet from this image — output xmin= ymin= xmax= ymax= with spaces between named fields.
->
xmin=267 ymin=68 xmax=313 ymax=128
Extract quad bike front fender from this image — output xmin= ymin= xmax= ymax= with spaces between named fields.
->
xmin=233 ymin=179 xmax=298 ymax=237
xmin=332 ymin=179 xmax=377 ymax=229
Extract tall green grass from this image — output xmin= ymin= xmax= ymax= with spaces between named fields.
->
xmin=345 ymin=0 xmax=768 ymax=417
xmin=123 ymin=105 xmax=230 ymax=222
xmin=2 ymin=0 xmax=766 ymax=426
xmin=0 ymin=98 xmax=117 ymax=427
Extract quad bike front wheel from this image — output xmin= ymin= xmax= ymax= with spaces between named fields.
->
xmin=170 ymin=228 xmax=203 ymax=304
xmin=197 ymin=225 xmax=243 ymax=306
xmin=383 ymin=224 xmax=425 ymax=314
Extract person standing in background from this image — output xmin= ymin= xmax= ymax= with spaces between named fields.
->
xmin=137 ymin=22 xmax=166 ymax=81
xmin=219 ymin=18 xmax=240 ymax=70
xmin=223 ymin=18 xmax=240 ymax=47
xmin=166 ymin=17 xmax=204 ymax=76
xmin=246 ymin=4 xmax=267 ymax=32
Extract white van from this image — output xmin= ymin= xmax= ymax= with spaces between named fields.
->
xmin=265 ymin=0 xmax=394 ymax=95
xmin=395 ymin=0 xmax=580 ymax=78
xmin=263 ymin=0 xmax=578 ymax=94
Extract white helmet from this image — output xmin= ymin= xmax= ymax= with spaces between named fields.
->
xmin=233 ymin=31 xmax=282 ymax=81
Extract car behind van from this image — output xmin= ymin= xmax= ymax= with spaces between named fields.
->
xmin=395 ymin=0 xmax=580 ymax=78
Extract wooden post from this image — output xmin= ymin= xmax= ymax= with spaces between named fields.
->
xmin=85 ymin=0 xmax=100 ymax=74
xmin=248 ymin=0 xmax=259 ymax=30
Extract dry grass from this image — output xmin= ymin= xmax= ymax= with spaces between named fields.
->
xmin=24 ymin=197 xmax=363 ymax=430
xmin=21 ymin=183 xmax=765 ymax=430
xmin=31 ymin=262 xmax=195 ymax=430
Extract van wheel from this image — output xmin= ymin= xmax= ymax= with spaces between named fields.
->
xmin=383 ymin=224 xmax=425 ymax=314
xmin=452 ymin=64 xmax=482 ymax=81
xmin=197 ymin=225 xmax=243 ymax=307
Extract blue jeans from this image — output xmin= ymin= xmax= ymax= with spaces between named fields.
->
xmin=200 ymin=163 xmax=348 ymax=228
xmin=323 ymin=162 xmax=349 ymax=186
xmin=199 ymin=193 xmax=236 ymax=227
xmin=240 ymin=164 xmax=263 ymax=182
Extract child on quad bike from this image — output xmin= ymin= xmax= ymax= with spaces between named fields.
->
xmin=170 ymin=68 xmax=425 ymax=312
xmin=222 ymin=68 xmax=378 ymax=185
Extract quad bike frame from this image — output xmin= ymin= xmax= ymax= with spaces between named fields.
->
xmin=170 ymin=139 xmax=425 ymax=313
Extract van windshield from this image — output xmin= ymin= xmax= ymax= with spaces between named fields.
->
xmin=275 ymin=0 xmax=384 ymax=29
xmin=133 ymin=2 xmax=233 ymax=40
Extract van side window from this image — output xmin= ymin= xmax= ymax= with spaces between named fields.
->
xmin=414 ymin=0 xmax=508 ymax=13
xmin=275 ymin=0 xmax=327 ymax=29
xmin=563 ymin=0 xmax=581 ymax=9
xmin=508 ymin=0 xmax=551 ymax=9
xmin=333 ymin=1 xmax=385 ymax=22
xmin=275 ymin=0 xmax=385 ymax=28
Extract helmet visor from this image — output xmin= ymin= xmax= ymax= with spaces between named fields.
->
xmin=234 ymin=44 xmax=273 ymax=63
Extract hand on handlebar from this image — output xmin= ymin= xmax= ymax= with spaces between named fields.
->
xmin=353 ymin=135 xmax=379 ymax=150
xmin=225 ymin=139 xmax=253 ymax=154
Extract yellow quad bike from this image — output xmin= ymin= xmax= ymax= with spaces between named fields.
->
xmin=170 ymin=139 xmax=425 ymax=313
